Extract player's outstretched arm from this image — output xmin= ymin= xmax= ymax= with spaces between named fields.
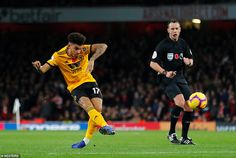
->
xmin=32 ymin=61 xmax=51 ymax=74
xmin=90 ymin=43 xmax=108 ymax=61
xmin=86 ymin=43 xmax=108 ymax=73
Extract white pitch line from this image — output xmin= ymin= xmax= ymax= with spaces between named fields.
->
xmin=76 ymin=151 xmax=236 ymax=155
xmin=46 ymin=150 xmax=236 ymax=155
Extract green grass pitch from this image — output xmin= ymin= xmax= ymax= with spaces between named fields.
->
xmin=0 ymin=130 xmax=236 ymax=158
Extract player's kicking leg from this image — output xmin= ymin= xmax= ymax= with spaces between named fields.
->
xmin=90 ymin=97 xmax=115 ymax=135
xmin=72 ymin=118 xmax=97 ymax=149
xmin=72 ymin=97 xmax=115 ymax=149
xmin=72 ymin=125 xmax=115 ymax=149
xmin=99 ymin=125 xmax=115 ymax=135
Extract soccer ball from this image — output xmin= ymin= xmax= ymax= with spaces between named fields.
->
xmin=188 ymin=92 xmax=207 ymax=109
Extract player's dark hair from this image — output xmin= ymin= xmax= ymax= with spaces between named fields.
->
xmin=67 ymin=32 xmax=86 ymax=45
xmin=167 ymin=19 xmax=181 ymax=27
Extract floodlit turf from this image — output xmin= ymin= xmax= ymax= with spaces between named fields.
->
xmin=0 ymin=130 xmax=236 ymax=158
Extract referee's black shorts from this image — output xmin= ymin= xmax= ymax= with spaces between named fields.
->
xmin=161 ymin=75 xmax=191 ymax=101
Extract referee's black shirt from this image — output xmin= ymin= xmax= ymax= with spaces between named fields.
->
xmin=151 ymin=37 xmax=193 ymax=75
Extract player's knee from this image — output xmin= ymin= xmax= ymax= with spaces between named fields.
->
xmin=91 ymin=99 xmax=103 ymax=112
xmin=95 ymin=106 xmax=102 ymax=113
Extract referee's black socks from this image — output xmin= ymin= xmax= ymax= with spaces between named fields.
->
xmin=169 ymin=106 xmax=182 ymax=135
xmin=182 ymin=111 xmax=193 ymax=139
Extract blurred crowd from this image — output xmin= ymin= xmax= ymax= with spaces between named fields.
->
xmin=0 ymin=24 xmax=236 ymax=123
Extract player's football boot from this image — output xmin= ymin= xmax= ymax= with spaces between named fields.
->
xmin=99 ymin=125 xmax=115 ymax=135
xmin=71 ymin=140 xmax=86 ymax=149
xmin=180 ymin=137 xmax=196 ymax=145
xmin=167 ymin=133 xmax=180 ymax=144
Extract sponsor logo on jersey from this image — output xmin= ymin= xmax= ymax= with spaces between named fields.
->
xmin=174 ymin=53 xmax=179 ymax=59
xmin=180 ymin=53 xmax=183 ymax=60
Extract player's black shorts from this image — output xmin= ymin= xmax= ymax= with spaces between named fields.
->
xmin=71 ymin=82 xmax=103 ymax=103
xmin=160 ymin=74 xmax=191 ymax=100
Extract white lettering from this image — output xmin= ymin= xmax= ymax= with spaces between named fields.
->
xmin=20 ymin=124 xmax=81 ymax=131
xmin=8 ymin=9 xmax=61 ymax=23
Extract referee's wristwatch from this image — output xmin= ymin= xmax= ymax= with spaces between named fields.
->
xmin=161 ymin=70 xmax=167 ymax=76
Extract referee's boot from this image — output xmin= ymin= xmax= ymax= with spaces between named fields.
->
xmin=167 ymin=133 xmax=180 ymax=144
xmin=180 ymin=137 xmax=196 ymax=145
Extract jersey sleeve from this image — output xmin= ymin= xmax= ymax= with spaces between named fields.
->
xmin=47 ymin=52 xmax=58 ymax=67
xmin=184 ymin=44 xmax=193 ymax=59
xmin=151 ymin=41 xmax=164 ymax=64
xmin=82 ymin=44 xmax=92 ymax=55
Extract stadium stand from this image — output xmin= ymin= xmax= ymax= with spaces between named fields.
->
xmin=0 ymin=22 xmax=235 ymax=123
xmin=0 ymin=0 xmax=236 ymax=123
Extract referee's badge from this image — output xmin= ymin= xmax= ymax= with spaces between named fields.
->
xmin=167 ymin=53 xmax=174 ymax=61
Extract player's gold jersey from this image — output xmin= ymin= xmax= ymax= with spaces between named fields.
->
xmin=47 ymin=45 xmax=96 ymax=93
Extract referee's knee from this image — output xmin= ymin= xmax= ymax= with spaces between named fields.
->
xmin=173 ymin=94 xmax=186 ymax=108
xmin=175 ymin=99 xmax=185 ymax=108
xmin=95 ymin=106 xmax=102 ymax=113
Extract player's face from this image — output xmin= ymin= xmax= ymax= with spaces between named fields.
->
xmin=68 ymin=43 xmax=83 ymax=58
xmin=167 ymin=22 xmax=181 ymax=41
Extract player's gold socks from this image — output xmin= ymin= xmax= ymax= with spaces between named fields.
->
xmin=88 ymin=109 xmax=107 ymax=127
xmin=85 ymin=118 xmax=97 ymax=139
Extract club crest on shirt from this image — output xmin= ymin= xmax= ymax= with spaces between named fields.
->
xmin=82 ymin=47 xmax=87 ymax=52
xmin=167 ymin=53 xmax=174 ymax=61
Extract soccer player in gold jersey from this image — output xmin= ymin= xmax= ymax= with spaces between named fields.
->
xmin=32 ymin=32 xmax=115 ymax=148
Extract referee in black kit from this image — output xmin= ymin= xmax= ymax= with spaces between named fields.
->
xmin=150 ymin=19 xmax=195 ymax=145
